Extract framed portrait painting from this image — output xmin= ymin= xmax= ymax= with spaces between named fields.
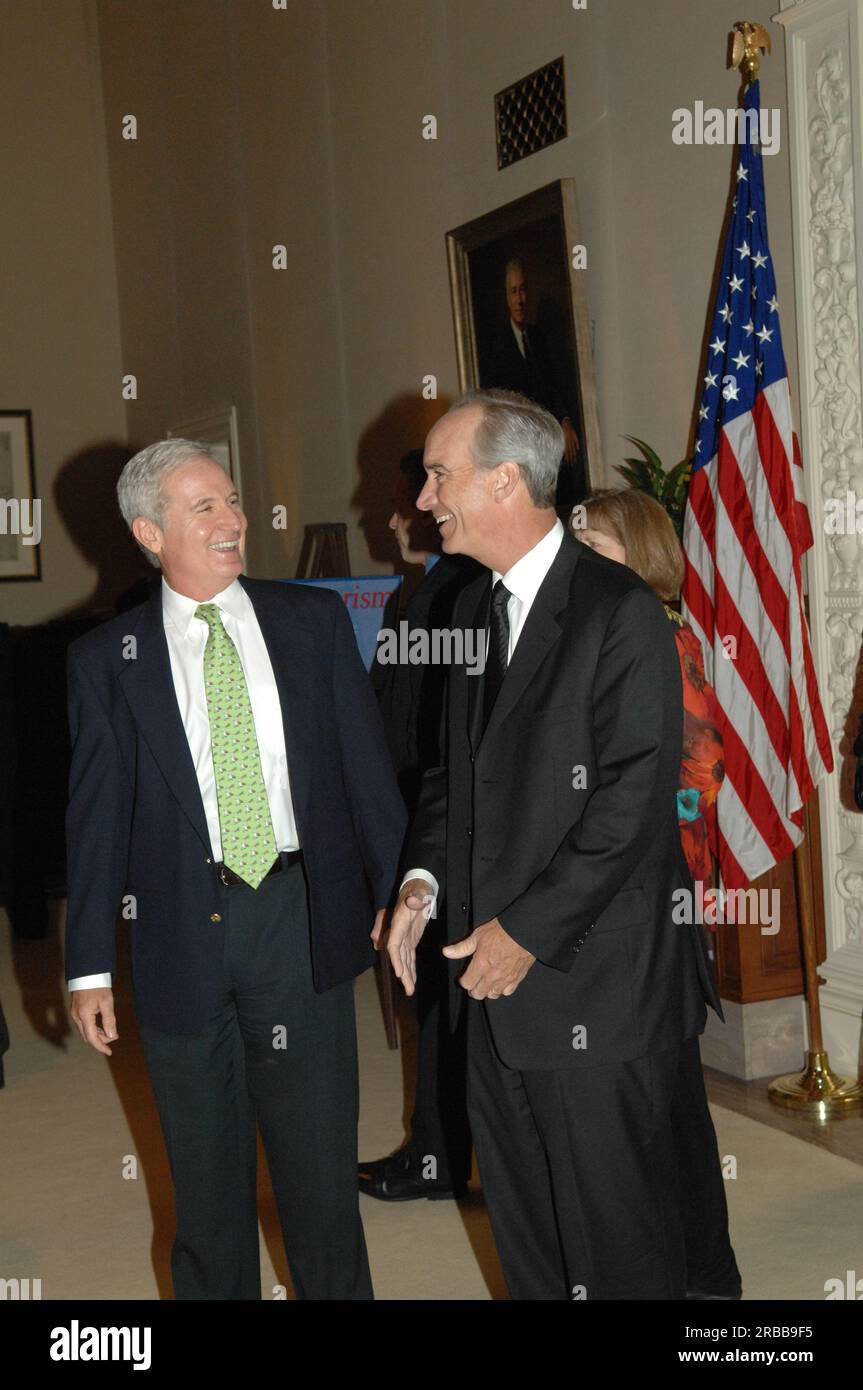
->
xmin=0 ymin=409 xmax=40 ymax=582
xmin=446 ymin=180 xmax=601 ymax=513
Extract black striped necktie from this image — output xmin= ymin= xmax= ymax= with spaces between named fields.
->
xmin=482 ymin=579 xmax=512 ymax=733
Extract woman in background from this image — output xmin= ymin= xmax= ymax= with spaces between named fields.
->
xmin=574 ymin=487 xmax=742 ymax=1301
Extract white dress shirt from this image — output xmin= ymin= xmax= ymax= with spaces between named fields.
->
xmin=69 ymin=576 xmax=300 ymax=991
xmin=402 ymin=518 xmax=565 ymax=906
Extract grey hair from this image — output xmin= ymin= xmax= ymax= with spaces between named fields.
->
xmin=446 ymin=389 xmax=563 ymax=508
xmin=117 ymin=438 xmax=224 ymax=567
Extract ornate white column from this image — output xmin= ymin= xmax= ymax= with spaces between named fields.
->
xmin=776 ymin=0 xmax=863 ymax=1074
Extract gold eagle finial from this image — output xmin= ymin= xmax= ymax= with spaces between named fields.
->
xmin=730 ymin=21 xmax=772 ymax=83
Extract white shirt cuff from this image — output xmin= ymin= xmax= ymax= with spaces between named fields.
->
xmin=400 ymin=869 xmax=439 ymax=919
xmin=68 ymin=973 xmax=112 ymax=991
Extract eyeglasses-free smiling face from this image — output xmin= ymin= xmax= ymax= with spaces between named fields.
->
xmin=133 ymin=457 xmax=247 ymax=600
xmin=416 ymin=408 xmax=501 ymax=563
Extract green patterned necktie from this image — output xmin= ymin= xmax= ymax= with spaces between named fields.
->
xmin=195 ymin=602 xmax=278 ymax=889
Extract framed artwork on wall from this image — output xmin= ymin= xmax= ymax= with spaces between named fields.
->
xmin=446 ymin=179 xmax=602 ymax=512
xmin=0 ymin=409 xmax=40 ymax=582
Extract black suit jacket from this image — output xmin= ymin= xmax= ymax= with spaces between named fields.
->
xmin=64 ymin=576 xmax=407 ymax=1035
xmin=372 ymin=554 xmax=483 ymax=813
xmin=407 ymin=531 xmax=720 ymax=1071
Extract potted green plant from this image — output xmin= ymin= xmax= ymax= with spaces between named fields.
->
xmin=615 ymin=437 xmax=691 ymax=541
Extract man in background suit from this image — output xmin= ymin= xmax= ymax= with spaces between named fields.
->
xmin=488 ymin=257 xmax=581 ymax=516
xmin=388 ymin=389 xmax=720 ymax=1299
xmin=65 ymin=439 xmax=406 ymax=1299
xmin=359 ymin=451 xmax=480 ymax=1201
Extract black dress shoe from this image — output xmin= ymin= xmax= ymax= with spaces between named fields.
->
xmin=357 ymin=1144 xmax=457 ymax=1202
xmin=685 ymin=1286 xmax=743 ymax=1300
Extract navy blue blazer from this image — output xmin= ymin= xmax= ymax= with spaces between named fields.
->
xmin=64 ymin=575 xmax=407 ymax=1035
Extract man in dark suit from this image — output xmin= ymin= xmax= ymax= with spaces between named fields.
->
xmin=65 ymin=439 xmax=406 ymax=1300
xmin=388 ymin=389 xmax=720 ymax=1300
xmin=487 ymin=257 xmax=581 ymax=514
xmin=359 ymin=452 xmax=480 ymax=1201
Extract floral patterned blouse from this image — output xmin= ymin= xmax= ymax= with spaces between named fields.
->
xmin=664 ymin=606 xmax=725 ymax=889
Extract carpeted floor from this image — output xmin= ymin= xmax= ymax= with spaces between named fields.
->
xmin=1 ymin=901 xmax=861 ymax=1300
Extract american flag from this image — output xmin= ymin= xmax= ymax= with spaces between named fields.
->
xmin=681 ymin=80 xmax=833 ymax=891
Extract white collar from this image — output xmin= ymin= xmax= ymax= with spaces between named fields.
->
xmin=161 ymin=576 xmax=246 ymax=639
xmin=492 ymin=518 xmax=564 ymax=607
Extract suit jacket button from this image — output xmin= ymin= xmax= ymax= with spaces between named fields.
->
xmin=461 ymin=903 xmax=467 ymax=913
xmin=466 ymin=827 xmax=472 ymax=837
xmin=210 ymin=912 xmax=222 ymax=922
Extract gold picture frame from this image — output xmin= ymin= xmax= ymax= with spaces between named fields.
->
xmin=446 ymin=179 xmax=602 ymax=505
xmin=0 ymin=409 xmax=40 ymax=582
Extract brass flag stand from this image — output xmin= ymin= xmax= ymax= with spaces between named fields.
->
xmin=768 ymin=806 xmax=862 ymax=1116
xmin=726 ymin=20 xmax=862 ymax=1115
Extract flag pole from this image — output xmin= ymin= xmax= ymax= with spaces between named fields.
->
xmin=724 ymin=20 xmax=863 ymax=1113
xmin=768 ymin=800 xmax=862 ymax=1114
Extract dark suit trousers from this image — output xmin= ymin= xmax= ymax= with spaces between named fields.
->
xmin=138 ymin=856 xmax=372 ymax=1301
xmin=467 ymin=1000 xmax=686 ymax=1300
xmin=671 ymin=1036 xmax=741 ymax=1296
xmin=409 ymin=918 xmax=471 ymax=1188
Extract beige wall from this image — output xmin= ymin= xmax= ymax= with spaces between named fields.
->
xmin=96 ymin=0 xmax=350 ymax=579
xmin=0 ymin=0 xmax=128 ymax=626
xmin=95 ymin=0 xmax=260 ymax=553
xmin=603 ymin=0 xmax=798 ymax=470
xmin=323 ymin=0 xmax=797 ymax=559
xmin=2 ymin=0 xmax=800 ymax=610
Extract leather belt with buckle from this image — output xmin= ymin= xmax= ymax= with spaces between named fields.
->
xmin=216 ymin=849 xmax=302 ymax=888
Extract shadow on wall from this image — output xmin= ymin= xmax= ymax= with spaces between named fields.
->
xmin=53 ymin=441 xmax=154 ymax=619
xmin=352 ymin=392 xmax=452 ymax=582
xmin=4 ymin=442 xmax=157 ymax=946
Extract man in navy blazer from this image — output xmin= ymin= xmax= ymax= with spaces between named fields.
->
xmin=65 ymin=439 xmax=406 ymax=1300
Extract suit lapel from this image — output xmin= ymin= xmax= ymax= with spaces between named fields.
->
xmin=478 ymin=532 xmax=582 ymax=748
xmin=237 ymin=576 xmax=311 ymax=833
xmin=117 ymin=576 xmax=313 ymax=855
xmin=464 ymin=574 xmax=491 ymax=754
xmin=117 ymin=587 xmax=213 ymax=853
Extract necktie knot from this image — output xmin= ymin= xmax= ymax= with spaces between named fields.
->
xmin=492 ymin=580 xmax=511 ymax=614
xmin=195 ymin=602 xmax=223 ymax=632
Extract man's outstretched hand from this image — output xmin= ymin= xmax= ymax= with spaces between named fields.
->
xmin=386 ymin=879 xmax=436 ymax=997
xmin=70 ymin=988 xmax=118 ymax=1056
xmin=443 ymin=918 xmax=535 ymax=1000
